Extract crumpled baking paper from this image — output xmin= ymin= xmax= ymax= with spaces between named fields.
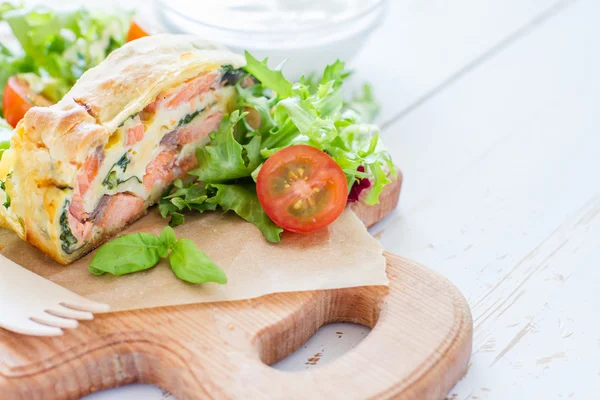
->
xmin=0 ymin=209 xmax=387 ymax=312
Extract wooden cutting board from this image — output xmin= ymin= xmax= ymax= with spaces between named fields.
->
xmin=0 ymin=171 xmax=473 ymax=400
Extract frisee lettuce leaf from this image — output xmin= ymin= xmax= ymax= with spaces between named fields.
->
xmin=0 ymin=117 xmax=12 ymax=160
xmin=238 ymin=54 xmax=394 ymax=205
xmin=159 ymin=180 xmax=283 ymax=243
xmin=344 ymin=84 xmax=380 ymax=123
xmin=243 ymin=51 xmax=292 ymax=99
xmin=190 ymin=110 xmax=261 ymax=183
xmin=159 ymin=52 xmax=393 ymax=241
xmin=206 ymin=183 xmax=283 ymax=243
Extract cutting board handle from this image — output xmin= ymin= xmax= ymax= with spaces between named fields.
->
xmin=221 ymin=252 xmax=473 ymax=399
xmin=0 ymin=253 xmax=472 ymax=400
xmin=142 ymin=253 xmax=472 ymax=399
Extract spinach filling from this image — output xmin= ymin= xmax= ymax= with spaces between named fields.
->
xmin=102 ymin=153 xmax=141 ymax=190
xmin=60 ymin=201 xmax=78 ymax=254
xmin=221 ymin=64 xmax=246 ymax=86
xmin=103 ymin=172 xmax=141 ymax=189
xmin=177 ymin=109 xmax=202 ymax=127
xmin=0 ymin=180 xmax=10 ymax=208
xmin=117 ymin=111 xmax=140 ymax=128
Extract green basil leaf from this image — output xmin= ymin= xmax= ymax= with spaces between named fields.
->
xmin=169 ymin=238 xmax=227 ymax=284
xmin=88 ymin=233 xmax=161 ymax=276
xmin=158 ymin=226 xmax=177 ymax=257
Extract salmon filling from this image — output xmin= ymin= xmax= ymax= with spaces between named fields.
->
xmin=62 ymin=67 xmax=243 ymax=254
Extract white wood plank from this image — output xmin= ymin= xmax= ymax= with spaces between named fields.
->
xmin=350 ymin=0 xmax=571 ymax=125
xmin=375 ymin=0 xmax=600 ymax=397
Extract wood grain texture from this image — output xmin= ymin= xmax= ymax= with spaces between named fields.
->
xmin=0 ymin=253 xmax=472 ymax=400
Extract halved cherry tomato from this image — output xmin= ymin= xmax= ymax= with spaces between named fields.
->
xmin=126 ymin=20 xmax=149 ymax=42
xmin=3 ymin=76 xmax=52 ymax=128
xmin=257 ymin=145 xmax=348 ymax=233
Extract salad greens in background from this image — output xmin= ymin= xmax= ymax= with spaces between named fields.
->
xmin=0 ymin=2 xmax=131 ymax=112
xmin=0 ymin=2 xmax=131 ymax=147
xmin=0 ymin=3 xmax=132 ymax=154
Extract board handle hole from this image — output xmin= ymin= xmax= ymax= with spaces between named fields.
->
xmin=271 ymin=322 xmax=371 ymax=371
xmin=254 ymin=285 xmax=387 ymax=368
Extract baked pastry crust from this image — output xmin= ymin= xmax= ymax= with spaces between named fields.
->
xmin=0 ymin=34 xmax=245 ymax=264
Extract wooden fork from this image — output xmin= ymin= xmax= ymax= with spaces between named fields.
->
xmin=0 ymin=255 xmax=109 ymax=336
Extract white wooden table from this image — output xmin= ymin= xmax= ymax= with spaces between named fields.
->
xmin=15 ymin=0 xmax=600 ymax=398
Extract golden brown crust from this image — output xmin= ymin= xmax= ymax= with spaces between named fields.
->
xmin=69 ymin=35 xmax=244 ymax=132
xmin=0 ymin=34 xmax=246 ymax=264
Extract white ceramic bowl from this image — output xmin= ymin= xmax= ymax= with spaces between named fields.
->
xmin=155 ymin=0 xmax=388 ymax=79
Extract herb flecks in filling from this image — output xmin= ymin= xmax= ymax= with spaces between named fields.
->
xmin=222 ymin=65 xmax=246 ymax=86
xmin=60 ymin=201 xmax=78 ymax=254
xmin=177 ymin=109 xmax=202 ymax=127
xmin=0 ymin=180 xmax=10 ymax=208
xmin=102 ymin=153 xmax=140 ymax=190
xmin=116 ymin=153 xmax=130 ymax=171
xmin=117 ymin=111 xmax=140 ymax=128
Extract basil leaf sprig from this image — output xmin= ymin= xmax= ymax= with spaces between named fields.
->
xmin=88 ymin=226 xmax=227 ymax=284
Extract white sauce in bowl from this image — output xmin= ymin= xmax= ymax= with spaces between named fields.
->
xmin=156 ymin=0 xmax=388 ymax=79
xmin=159 ymin=0 xmax=382 ymax=33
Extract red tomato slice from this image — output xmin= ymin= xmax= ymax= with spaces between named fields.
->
xmin=3 ymin=76 xmax=52 ymax=128
xmin=126 ymin=20 xmax=150 ymax=42
xmin=257 ymin=145 xmax=348 ymax=233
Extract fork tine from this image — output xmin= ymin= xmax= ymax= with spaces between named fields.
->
xmin=61 ymin=298 xmax=110 ymax=313
xmin=31 ymin=312 xmax=79 ymax=329
xmin=46 ymin=305 xmax=93 ymax=321
xmin=0 ymin=319 xmax=64 ymax=337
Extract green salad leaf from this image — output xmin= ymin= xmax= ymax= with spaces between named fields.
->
xmin=158 ymin=179 xmax=217 ymax=227
xmin=0 ymin=141 xmax=9 ymax=161
xmin=243 ymin=51 xmax=292 ymax=99
xmin=0 ymin=117 xmax=12 ymax=160
xmin=238 ymin=54 xmax=394 ymax=205
xmin=191 ymin=110 xmax=261 ymax=183
xmin=159 ymin=181 xmax=283 ymax=242
xmin=16 ymin=72 xmax=66 ymax=103
xmin=158 ymin=52 xmax=394 ymax=244
xmin=0 ymin=5 xmax=132 ymax=116
xmin=344 ymin=84 xmax=380 ymax=123
xmin=207 ymin=184 xmax=283 ymax=243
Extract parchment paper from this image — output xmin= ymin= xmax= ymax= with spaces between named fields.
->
xmin=0 ymin=210 xmax=387 ymax=312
